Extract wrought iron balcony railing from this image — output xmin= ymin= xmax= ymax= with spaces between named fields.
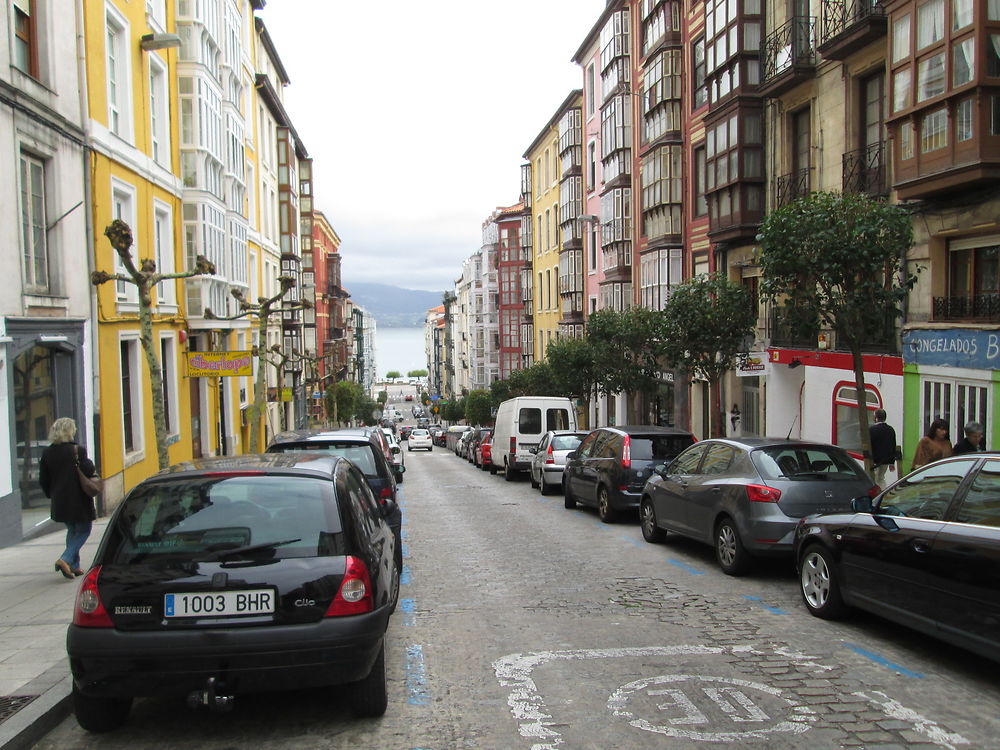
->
xmin=842 ymin=142 xmax=887 ymax=196
xmin=820 ymin=0 xmax=885 ymax=47
xmin=761 ymin=16 xmax=817 ymax=84
xmin=933 ymin=294 xmax=1000 ymax=322
xmin=775 ymin=167 xmax=812 ymax=207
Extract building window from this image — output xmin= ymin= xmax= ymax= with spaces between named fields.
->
xmin=13 ymin=0 xmax=38 ymax=77
xmin=956 ymin=99 xmax=973 ymax=140
xmin=953 ymin=0 xmax=973 ymax=30
xmin=120 ymin=338 xmax=142 ymax=454
xmin=916 ymin=0 xmax=944 ymax=49
xmin=953 ymin=38 xmax=975 ymax=86
xmin=112 ymin=181 xmax=138 ymax=302
xmin=19 ymin=152 xmax=48 ymax=293
xmin=153 ymin=202 xmax=176 ymax=306
xmin=921 ymin=108 xmax=948 ymax=152
xmin=893 ymin=14 xmax=911 ymax=63
xmin=644 ymin=49 xmax=682 ymax=143
xmin=923 ymin=377 xmax=989 ymax=445
xmin=988 ymin=35 xmax=1000 ymax=77
xmin=693 ymin=37 xmax=707 ymax=108
xmin=106 ymin=6 xmax=131 ymax=139
xmin=893 ymin=68 xmax=912 ymax=112
xmin=992 ymin=95 xmax=1000 ymax=134
xmin=641 ymin=145 xmax=682 ymax=239
xmin=639 ymin=247 xmax=682 ymax=310
xmin=949 ymin=240 xmax=1000 ymax=303
xmin=149 ymin=55 xmax=170 ymax=166
xmin=586 ymin=63 xmax=596 ymax=117
xmin=917 ymin=53 xmax=945 ymax=101
xmin=833 ymin=382 xmax=882 ymax=454
xmin=587 ymin=141 xmax=597 ymax=190
xmin=695 ymin=146 xmax=708 ymax=216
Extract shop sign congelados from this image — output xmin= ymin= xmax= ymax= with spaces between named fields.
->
xmin=736 ymin=352 xmax=771 ymax=377
xmin=902 ymin=329 xmax=1000 ymax=370
xmin=186 ymin=351 xmax=253 ymax=377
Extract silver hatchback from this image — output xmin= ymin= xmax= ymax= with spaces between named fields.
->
xmin=640 ymin=439 xmax=878 ymax=575
xmin=529 ymin=431 xmax=588 ymax=495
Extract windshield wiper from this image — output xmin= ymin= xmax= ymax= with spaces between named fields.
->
xmin=201 ymin=538 xmax=302 ymax=561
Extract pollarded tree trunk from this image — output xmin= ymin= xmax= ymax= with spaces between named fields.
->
xmin=849 ymin=340 xmax=875 ymax=475
xmin=136 ymin=279 xmax=170 ymax=470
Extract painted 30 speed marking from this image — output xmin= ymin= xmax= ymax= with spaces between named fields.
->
xmin=164 ymin=589 xmax=274 ymax=618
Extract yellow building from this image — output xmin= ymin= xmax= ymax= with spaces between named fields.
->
xmin=523 ymin=95 xmax=577 ymax=363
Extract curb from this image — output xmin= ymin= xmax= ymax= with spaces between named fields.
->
xmin=0 ymin=677 xmax=72 ymax=750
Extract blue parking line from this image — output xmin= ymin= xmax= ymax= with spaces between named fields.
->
xmin=667 ymin=558 xmax=705 ymax=575
xmin=743 ymin=595 xmax=788 ymax=615
xmin=400 ymin=528 xmax=409 ymax=539
xmin=402 ymin=543 xmax=410 ymax=558
xmin=400 ymin=565 xmax=411 ymax=585
xmin=621 ymin=534 xmax=645 ymax=549
xmin=404 ymin=644 xmax=430 ymax=705
xmin=844 ymin=643 xmax=924 ymax=678
xmin=400 ymin=597 xmax=416 ymax=627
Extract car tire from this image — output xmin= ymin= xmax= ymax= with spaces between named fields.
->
xmin=349 ymin=641 xmax=388 ymax=718
xmin=488 ymin=463 xmax=496 ymax=475
xmin=529 ymin=470 xmax=539 ymax=489
xmin=563 ymin=480 xmax=577 ymax=509
xmin=539 ymin=476 xmax=552 ymax=495
xmin=407 ymin=447 xmax=412 ymax=452
xmin=72 ymin=686 xmax=132 ymax=733
xmin=395 ymin=472 xmax=404 ymax=484
xmin=799 ymin=545 xmax=848 ymax=619
xmin=715 ymin=517 xmax=751 ymax=576
xmin=388 ymin=563 xmax=401 ymax=614
xmin=640 ymin=498 xmax=665 ymax=543
xmin=597 ymin=486 xmax=618 ymax=523
xmin=504 ymin=460 xmax=516 ymax=482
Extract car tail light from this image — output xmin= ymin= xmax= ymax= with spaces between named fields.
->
xmin=325 ymin=556 xmax=374 ymax=616
xmin=510 ymin=437 xmax=516 ymax=455
xmin=868 ymin=484 xmax=881 ymax=499
xmin=746 ymin=484 xmax=782 ymax=503
xmin=545 ymin=444 xmax=555 ymax=464
xmin=621 ymin=435 xmax=631 ymax=470
xmin=73 ymin=566 xmax=114 ymax=628
xmin=378 ymin=486 xmax=393 ymax=504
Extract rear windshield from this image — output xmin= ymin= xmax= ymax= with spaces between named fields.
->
xmin=631 ymin=435 xmax=695 ymax=461
xmin=752 ymin=445 xmax=867 ymax=481
xmin=411 ymin=430 xmax=429 ymax=437
xmin=551 ymin=435 xmax=584 ymax=451
xmin=108 ymin=475 xmax=344 ymax=563
xmin=268 ymin=442 xmax=377 ymax=476
xmin=518 ymin=407 xmax=572 ymax=434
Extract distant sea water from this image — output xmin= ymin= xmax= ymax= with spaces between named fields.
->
xmin=374 ymin=326 xmax=427 ymax=379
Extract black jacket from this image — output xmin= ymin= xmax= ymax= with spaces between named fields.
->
xmin=39 ymin=442 xmax=97 ymax=524
xmin=869 ymin=421 xmax=897 ymax=467
xmin=953 ymin=437 xmax=984 ymax=456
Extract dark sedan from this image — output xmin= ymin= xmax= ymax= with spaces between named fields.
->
xmin=67 ymin=454 xmax=398 ymax=732
xmin=796 ymin=453 xmax=1000 ymax=662
xmin=641 ymin=438 xmax=878 ymax=575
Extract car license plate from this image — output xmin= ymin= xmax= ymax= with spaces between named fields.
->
xmin=164 ymin=589 xmax=275 ymax=618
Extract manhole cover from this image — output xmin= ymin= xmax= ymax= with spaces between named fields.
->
xmin=0 ymin=696 xmax=38 ymax=724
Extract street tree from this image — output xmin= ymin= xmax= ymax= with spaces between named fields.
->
xmin=660 ymin=273 xmax=756 ymax=438
xmin=327 ymin=380 xmax=365 ymax=426
xmin=586 ymin=307 xmax=668 ymax=420
xmin=205 ymin=274 xmax=312 ymax=452
xmin=377 ymin=390 xmax=388 ymax=405
xmin=91 ymin=220 xmax=215 ymax=470
xmin=464 ymin=390 xmax=493 ymax=426
xmin=489 ymin=362 xmax=558 ymax=405
xmin=386 ymin=370 xmax=402 ymax=381
xmin=407 ymin=369 xmax=428 ymax=378
xmin=546 ymin=337 xmax=600 ymax=427
xmin=756 ymin=191 xmax=915 ymax=469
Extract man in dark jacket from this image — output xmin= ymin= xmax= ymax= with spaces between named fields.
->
xmin=869 ymin=409 xmax=898 ymax=486
xmin=39 ymin=417 xmax=97 ymax=579
xmin=953 ymin=422 xmax=985 ymax=455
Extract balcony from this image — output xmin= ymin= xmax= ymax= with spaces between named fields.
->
xmin=774 ymin=167 xmax=811 ymax=207
xmin=842 ymin=142 xmax=887 ymax=197
xmin=768 ymin=307 xmax=817 ymax=348
xmin=601 ymin=244 xmax=633 ymax=275
xmin=759 ymin=17 xmax=817 ymax=98
xmin=933 ymin=294 xmax=1000 ymax=322
xmin=818 ymin=0 xmax=886 ymax=61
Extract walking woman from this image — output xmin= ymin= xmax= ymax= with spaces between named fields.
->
xmin=39 ymin=418 xmax=97 ymax=579
xmin=910 ymin=418 xmax=953 ymax=472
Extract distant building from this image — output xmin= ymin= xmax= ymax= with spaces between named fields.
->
xmin=352 ymin=304 xmax=377 ymax=396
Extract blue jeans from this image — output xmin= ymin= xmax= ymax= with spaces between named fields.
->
xmin=60 ymin=521 xmax=92 ymax=570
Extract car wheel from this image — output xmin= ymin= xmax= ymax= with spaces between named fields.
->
xmin=349 ymin=641 xmax=388 ymax=718
xmin=388 ymin=562 xmax=401 ymax=613
xmin=539 ymin=476 xmax=552 ymax=495
xmin=597 ymin=486 xmax=618 ymax=523
xmin=715 ymin=517 xmax=751 ymax=576
xmin=563 ymin=480 xmax=577 ymax=509
xmin=407 ymin=447 xmax=412 ymax=452
xmin=72 ymin=686 xmax=131 ymax=733
xmin=395 ymin=472 xmax=404 ymax=484
xmin=504 ymin=460 xmax=516 ymax=482
xmin=488 ymin=463 xmax=496 ymax=475
xmin=640 ymin=498 xmax=665 ymax=543
xmin=799 ymin=545 xmax=848 ymax=619
xmin=529 ymin=469 xmax=539 ymax=489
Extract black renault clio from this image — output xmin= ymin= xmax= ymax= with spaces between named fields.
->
xmin=67 ymin=454 xmax=399 ymax=732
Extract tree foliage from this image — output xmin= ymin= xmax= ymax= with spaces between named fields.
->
xmin=376 ymin=390 xmax=388 ymax=405
xmin=441 ymin=396 xmax=465 ymax=423
xmin=464 ymin=390 xmax=493 ymax=426
xmin=756 ymin=191 xmax=916 ymax=466
xmin=407 ymin=369 xmax=428 ymax=377
xmin=385 ymin=370 xmax=402 ymax=380
xmin=586 ymin=308 xmax=667 ymax=401
xmin=329 ymin=380 xmax=365 ymax=426
xmin=490 ymin=362 xmax=559 ymax=405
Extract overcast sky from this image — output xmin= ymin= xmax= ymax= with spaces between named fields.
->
xmin=260 ymin=1 xmax=605 ymax=294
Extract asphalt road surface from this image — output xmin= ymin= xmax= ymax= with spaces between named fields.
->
xmin=36 ymin=443 xmax=1000 ymax=749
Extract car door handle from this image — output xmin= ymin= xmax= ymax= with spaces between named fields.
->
xmin=676 ymin=479 xmax=688 ymax=488
xmin=912 ymin=539 xmax=932 ymax=553
xmin=710 ymin=487 xmax=721 ymax=493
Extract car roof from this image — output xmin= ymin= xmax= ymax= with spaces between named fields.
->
xmin=689 ymin=437 xmax=855 ymax=450
xmin=149 ymin=453 xmax=345 ymax=480
xmin=269 ymin=429 xmax=375 ymax=447
xmin=598 ymin=425 xmax=695 ymax=437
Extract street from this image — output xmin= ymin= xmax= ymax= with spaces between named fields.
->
xmin=35 ymin=435 xmax=1000 ymax=749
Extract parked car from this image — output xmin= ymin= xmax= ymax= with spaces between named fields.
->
xmin=379 ymin=428 xmax=405 ymax=483
xmin=529 ymin=431 xmax=587 ymax=495
xmin=492 ymin=396 xmax=578 ymax=481
xmin=641 ymin=438 xmax=878 ymax=575
xmin=429 ymin=425 xmax=446 ymax=446
xmin=445 ymin=425 xmax=471 ymax=453
xmin=477 ymin=430 xmax=495 ymax=474
xmin=796 ymin=453 xmax=1000 ymax=661
xmin=457 ymin=427 xmax=478 ymax=459
xmin=407 ymin=428 xmax=433 ymax=451
xmin=399 ymin=426 xmax=413 ymax=441
xmin=564 ymin=426 xmax=695 ymax=523
xmin=404 ymin=394 xmax=413 ymax=401
xmin=417 ymin=417 xmax=431 ymax=429
xmin=67 ymin=454 xmax=398 ymax=732
xmin=267 ymin=429 xmax=402 ymax=570
xmin=468 ymin=427 xmax=492 ymax=465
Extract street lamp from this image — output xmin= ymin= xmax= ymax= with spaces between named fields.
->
xmin=140 ymin=33 xmax=182 ymax=51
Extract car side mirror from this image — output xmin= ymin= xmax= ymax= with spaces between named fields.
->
xmin=528 ymin=447 xmax=537 ymax=454
xmin=392 ymin=445 xmax=400 ymax=454
xmin=566 ymin=451 xmax=578 ymax=460
xmin=653 ymin=463 xmax=667 ymax=478
xmin=381 ymin=497 xmax=398 ymax=518
xmin=851 ymin=495 xmax=873 ymax=513
xmin=399 ymin=465 xmax=406 ymax=474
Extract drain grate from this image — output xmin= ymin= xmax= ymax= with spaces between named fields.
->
xmin=0 ymin=696 xmax=38 ymax=725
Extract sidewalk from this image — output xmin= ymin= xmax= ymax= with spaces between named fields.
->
xmin=0 ymin=519 xmax=107 ymax=750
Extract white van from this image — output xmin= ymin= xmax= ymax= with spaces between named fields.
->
xmin=492 ymin=396 xmax=577 ymax=481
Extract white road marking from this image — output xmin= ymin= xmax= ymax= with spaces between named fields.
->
xmin=854 ymin=690 xmax=970 ymax=749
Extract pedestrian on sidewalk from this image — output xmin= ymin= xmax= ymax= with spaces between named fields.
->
xmin=38 ymin=417 xmax=97 ymax=579
xmin=911 ymin=418 xmax=953 ymax=471
xmin=953 ymin=421 xmax=985 ymax=455
xmin=868 ymin=409 xmax=899 ymax=486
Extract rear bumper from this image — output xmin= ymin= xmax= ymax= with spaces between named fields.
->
xmin=611 ymin=488 xmax=642 ymax=512
xmin=67 ymin=608 xmax=390 ymax=697
xmin=740 ymin=517 xmax=798 ymax=556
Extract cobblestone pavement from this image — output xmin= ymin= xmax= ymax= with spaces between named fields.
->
xmin=34 ymin=447 xmax=1000 ymax=749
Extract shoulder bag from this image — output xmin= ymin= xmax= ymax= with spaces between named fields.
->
xmin=74 ymin=445 xmax=103 ymax=497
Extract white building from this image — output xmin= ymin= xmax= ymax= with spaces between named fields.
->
xmin=0 ymin=1 xmax=91 ymax=545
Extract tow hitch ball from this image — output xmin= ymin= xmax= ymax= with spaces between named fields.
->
xmin=186 ymin=676 xmax=235 ymax=711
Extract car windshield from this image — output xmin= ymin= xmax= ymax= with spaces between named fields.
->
xmin=268 ymin=442 xmax=377 ymax=476
xmin=551 ymin=435 xmax=583 ymax=451
xmin=631 ymin=435 xmax=695 ymax=461
xmin=752 ymin=445 xmax=867 ymax=481
xmin=108 ymin=475 xmax=344 ymax=564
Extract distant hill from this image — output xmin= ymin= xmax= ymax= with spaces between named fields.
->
xmin=344 ymin=282 xmax=444 ymax=328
